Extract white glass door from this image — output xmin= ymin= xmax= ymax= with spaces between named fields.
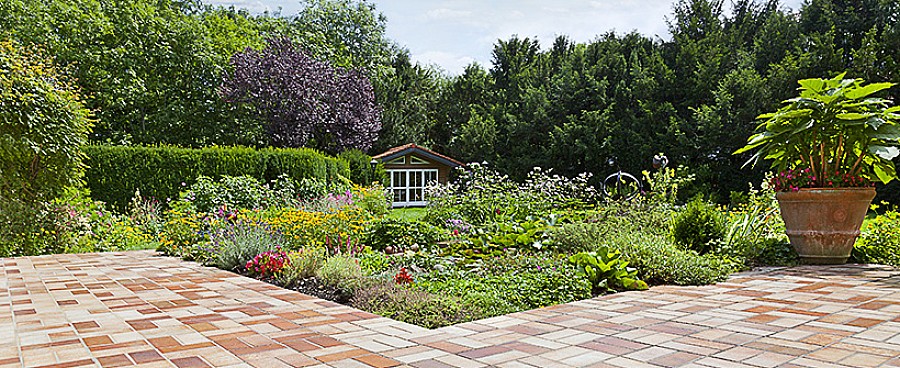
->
xmin=388 ymin=169 xmax=438 ymax=207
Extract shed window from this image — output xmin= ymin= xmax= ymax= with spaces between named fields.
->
xmin=387 ymin=169 xmax=438 ymax=207
xmin=387 ymin=157 xmax=405 ymax=165
xmin=409 ymin=156 xmax=430 ymax=165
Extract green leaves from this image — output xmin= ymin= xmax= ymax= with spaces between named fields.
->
xmin=735 ymin=73 xmax=900 ymax=185
xmin=836 ymin=112 xmax=873 ymax=121
xmin=871 ymin=124 xmax=900 ymax=140
xmin=869 ymin=146 xmax=900 ymax=161
xmin=845 ymin=82 xmax=895 ymax=100
xmin=797 ymin=78 xmax=825 ymax=93
xmin=568 ymin=248 xmax=648 ymax=292
xmin=0 ymin=40 xmax=91 ymax=203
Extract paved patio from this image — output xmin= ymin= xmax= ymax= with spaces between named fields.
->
xmin=1 ymin=251 xmax=898 ymax=368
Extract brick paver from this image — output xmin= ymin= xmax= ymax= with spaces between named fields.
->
xmin=1 ymin=251 xmax=898 ymax=367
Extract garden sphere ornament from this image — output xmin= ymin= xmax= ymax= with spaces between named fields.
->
xmin=652 ymin=154 xmax=668 ymax=169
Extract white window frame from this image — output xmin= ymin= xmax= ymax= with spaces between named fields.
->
xmin=409 ymin=156 xmax=430 ymax=165
xmin=387 ymin=169 xmax=438 ymax=207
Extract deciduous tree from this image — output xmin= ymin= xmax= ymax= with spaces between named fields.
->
xmin=222 ymin=38 xmax=380 ymax=153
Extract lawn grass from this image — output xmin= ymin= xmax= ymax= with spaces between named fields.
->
xmin=388 ymin=207 xmax=427 ymax=221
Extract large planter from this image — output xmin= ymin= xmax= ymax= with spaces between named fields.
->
xmin=776 ymin=187 xmax=875 ymax=264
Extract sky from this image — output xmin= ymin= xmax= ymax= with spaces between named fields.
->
xmin=202 ymin=0 xmax=806 ymax=75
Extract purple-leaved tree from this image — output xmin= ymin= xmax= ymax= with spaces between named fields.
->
xmin=221 ymin=38 xmax=380 ymax=152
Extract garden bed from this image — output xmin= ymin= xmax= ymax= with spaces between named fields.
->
xmin=150 ymin=165 xmax=785 ymax=328
xmin=8 ymin=160 xmax=899 ymax=328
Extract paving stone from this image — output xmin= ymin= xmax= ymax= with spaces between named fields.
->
xmin=1 ymin=251 xmax=899 ymax=368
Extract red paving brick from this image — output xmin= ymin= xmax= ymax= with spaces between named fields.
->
xmin=1 ymin=251 xmax=899 ymax=367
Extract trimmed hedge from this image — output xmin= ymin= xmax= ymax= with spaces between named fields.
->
xmin=337 ymin=149 xmax=386 ymax=185
xmin=85 ymin=145 xmax=349 ymax=211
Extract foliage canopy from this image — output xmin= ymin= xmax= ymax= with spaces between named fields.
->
xmin=222 ymin=38 xmax=381 ymax=153
xmin=0 ymin=40 xmax=92 ymax=202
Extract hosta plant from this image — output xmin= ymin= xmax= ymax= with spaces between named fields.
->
xmin=735 ymin=73 xmax=900 ymax=187
xmin=568 ymin=247 xmax=648 ymax=292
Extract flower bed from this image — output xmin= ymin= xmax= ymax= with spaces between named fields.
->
xmin=149 ymin=168 xmax=765 ymax=328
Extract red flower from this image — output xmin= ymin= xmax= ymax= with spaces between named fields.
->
xmin=394 ymin=267 xmax=413 ymax=284
xmin=245 ymin=249 xmax=290 ymax=278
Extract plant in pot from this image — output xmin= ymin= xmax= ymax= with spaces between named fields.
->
xmin=734 ymin=73 xmax=900 ymax=264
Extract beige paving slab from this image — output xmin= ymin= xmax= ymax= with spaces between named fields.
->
xmin=1 ymin=251 xmax=898 ymax=367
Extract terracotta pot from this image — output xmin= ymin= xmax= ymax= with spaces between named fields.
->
xmin=776 ymin=187 xmax=875 ymax=265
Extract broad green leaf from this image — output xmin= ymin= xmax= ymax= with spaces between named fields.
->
xmin=845 ymin=82 xmax=895 ymax=99
xmin=866 ymin=117 xmax=886 ymax=130
xmin=797 ymin=78 xmax=825 ymax=92
xmin=869 ymin=145 xmax=900 ymax=161
xmin=836 ymin=112 xmax=872 ymax=120
xmin=746 ymin=132 xmax=773 ymax=146
xmin=832 ymin=72 xmax=848 ymax=82
xmin=791 ymin=119 xmax=814 ymax=133
xmin=776 ymin=109 xmax=813 ymax=119
xmin=739 ymin=151 xmax=763 ymax=168
xmin=597 ymin=279 xmax=608 ymax=290
xmin=870 ymin=124 xmax=900 ymax=140
xmin=516 ymin=234 xmax=531 ymax=244
xmin=839 ymin=98 xmax=887 ymax=109
xmin=886 ymin=106 xmax=900 ymax=114
xmin=597 ymin=246 xmax=609 ymax=256
xmin=873 ymin=160 xmax=897 ymax=184
xmin=764 ymin=150 xmax=785 ymax=160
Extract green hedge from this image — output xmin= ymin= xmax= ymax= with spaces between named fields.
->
xmin=337 ymin=149 xmax=386 ymax=185
xmin=85 ymin=145 xmax=349 ymax=211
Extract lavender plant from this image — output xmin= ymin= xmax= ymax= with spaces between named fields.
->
xmin=207 ymin=221 xmax=288 ymax=272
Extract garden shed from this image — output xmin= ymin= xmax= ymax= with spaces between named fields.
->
xmin=373 ymin=144 xmax=465 ymax=207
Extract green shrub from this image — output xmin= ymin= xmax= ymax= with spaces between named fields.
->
xmin=59 ymin=189 xmax=160 ymax=253
xmin=853 ymin=209 xmax=900 ymax=266
xmin=365 ymin=218 xmax=445 ymax=253
xmin=276 ymin=247 xmax=327 ymax=287
xmin=0 ymin=40 xmax=92 ymax=256
xmin=552 ymin=223 xmax=735 ymax=285
xmin=357 ymin=250 xmax=393 ymax=276
xmin=338 ymin=149 xmax=386 ymax=185
xmin=351 ymin=281 xmax=474 ymax=329
xmin=670 ymin=198 xmax=726 ymax=254
xmin=448 ymin=219 xmax=553 ymax=258
xmin=0 ymin=199 xmax=67 ymax=257
xmin=184 ymin=176 xmax=268 ymax=212
xmin=641 ymin=165 xmax=695 ymax=205
xmin=84 ymin=145 xmax=350 ymax=211
xmin=127 ymin=190 xmax=165 ymax=237
xmin=353 ymin=184 xmax=390 ymax=216
xmin=1 ymin=188 xmax=159 ymax=257
xmin=424 ymin=164 xmax=599 ymax=225
xmin=0 ymin=40 xmax=92 ymax=204
xmin=715 ymin=184 xmax=796 ymax=267
xmin=293 ymin=177 xmax=329 ymax=201
xmin=316 ymin=255 xmax=364 ymax=290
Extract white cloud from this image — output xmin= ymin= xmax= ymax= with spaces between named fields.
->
xmin=424 ymin=8 xmax=473 ymax=20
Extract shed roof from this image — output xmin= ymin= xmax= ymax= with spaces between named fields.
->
xmin=373 ymin=143 xmax=465 ymax=168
